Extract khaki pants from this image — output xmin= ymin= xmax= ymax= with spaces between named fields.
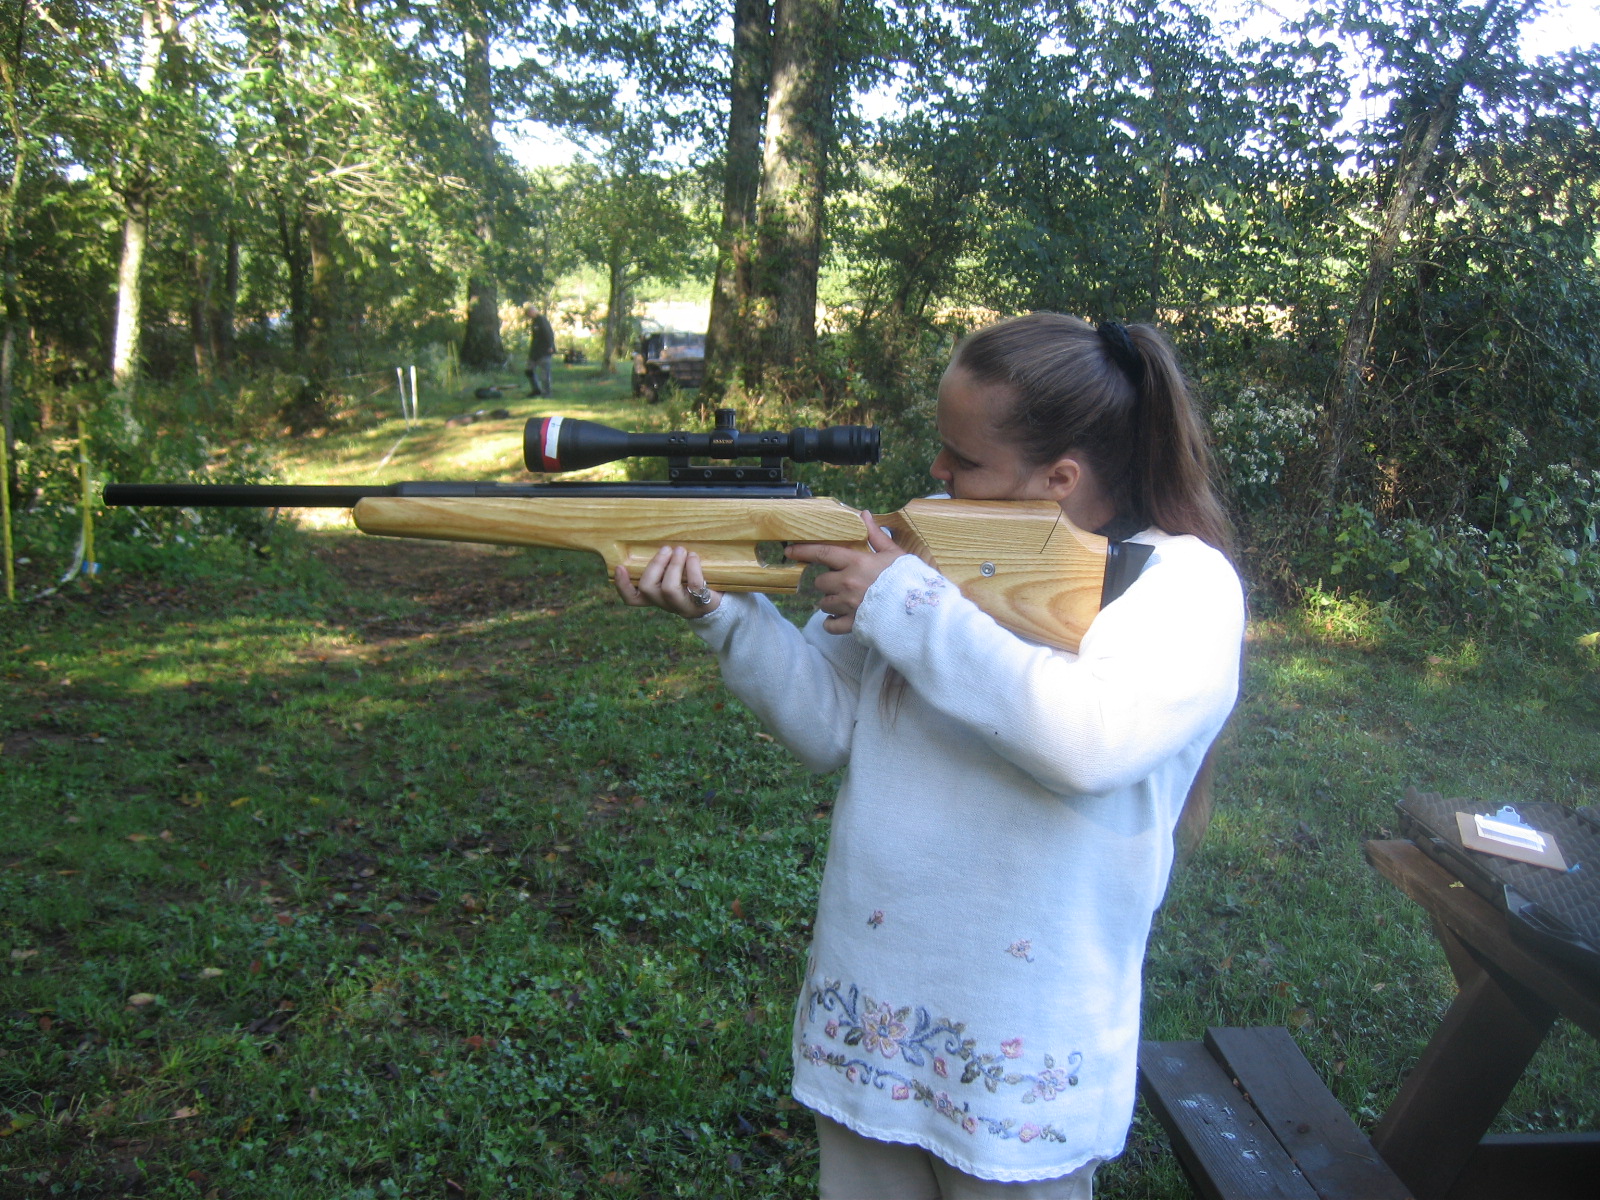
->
xmin=816 ymin=1113 xmax=1099 ymax=1200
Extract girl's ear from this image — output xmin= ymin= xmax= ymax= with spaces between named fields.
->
xmin=1040 ymin=455 xmax=1084 ymax=502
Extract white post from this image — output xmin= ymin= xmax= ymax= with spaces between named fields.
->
xmin=396 ymin=367 xmax=407 ymax=426
xmin=409 ymin=365 xmax=419 ymax=422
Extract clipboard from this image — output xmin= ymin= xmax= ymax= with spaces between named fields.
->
xmin=1455 ymin=810 xmax=1568 ymax=871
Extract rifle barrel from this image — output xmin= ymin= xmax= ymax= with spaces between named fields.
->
xmin=103 ymin=484 xmax=394 ymax=507
xmin=103 ymin=481 xmax=815 ymax=509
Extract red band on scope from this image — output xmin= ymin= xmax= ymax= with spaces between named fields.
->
xmin=536 ymin=417 xmax=563 ymax=471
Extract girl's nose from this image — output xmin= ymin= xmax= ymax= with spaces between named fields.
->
xmin=930 ymin=451 xmax=952 ymax=481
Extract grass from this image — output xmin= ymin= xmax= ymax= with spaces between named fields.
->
xmin=2 ymin=361 xmax=1598 ymax=1196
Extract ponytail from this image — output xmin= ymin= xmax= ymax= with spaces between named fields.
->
xmin=952 ymin=313 xmax=1233 ymax=556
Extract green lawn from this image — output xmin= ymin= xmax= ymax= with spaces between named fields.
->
xmin=2 ymin=364 xmax=1597 ymax=1197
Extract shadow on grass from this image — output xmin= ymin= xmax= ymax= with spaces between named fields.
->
xmin=2 ymin=532 xmax=1596 ymax=1197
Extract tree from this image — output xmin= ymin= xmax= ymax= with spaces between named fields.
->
xmin=563 ymin=147 xmax=714 ymax=374
xmin=746 ymin=0 xmax=840 ymax=390
xmin=230 ymin=0 xmax=467 ymax=428
xmin=1314 ymin=0 xmax=1547 ymax=511
xmin=454 ymin=0 xmax=509 ymax=370
xmin=96 ymin=0 xmax=199 ymax=431
xmin=703 ymin=0 xmax=772 ymax=398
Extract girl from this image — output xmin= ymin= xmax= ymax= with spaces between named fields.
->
xmin=616 ymin=313 xmax=1244 ymax=1199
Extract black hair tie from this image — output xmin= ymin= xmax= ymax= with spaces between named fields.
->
xmin=1096 ymin=321 xmax=1145 ymax=388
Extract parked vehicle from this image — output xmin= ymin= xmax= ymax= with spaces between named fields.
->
xmin=631 ymin=330 xmax=705 ymax=403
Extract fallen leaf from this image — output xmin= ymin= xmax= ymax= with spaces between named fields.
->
xmin=127 ymin=993 xmax=158 ymax=1007
xmin=172 ymin=1107 xmax=200 ymax=1120
xmin=0 ymin=1113 xmax=38 ymax=1138
xmin=10 ymin=949 xmax=38 ymax=961
xmin=200 ymin=967 xmax=225 ymax=978
xmin=731 ymin=897 xmax=746 ymax=920
xmin=127 ymin=833 xmax=152 ymax=843
xmin=1288 ymin=1007 xmax=1311 ymax=1028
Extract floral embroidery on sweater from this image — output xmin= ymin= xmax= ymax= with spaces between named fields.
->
xmin=1006 ymin=939 xmax=1035 ymax=962
xmin=803 ymin=980 xmax=1084 ymax=1143
xmin=903 ymin=574 xmax=948 ymax=613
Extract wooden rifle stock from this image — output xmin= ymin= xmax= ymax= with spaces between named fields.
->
xmin=351 ymin=494 xmax=1146 ymax=653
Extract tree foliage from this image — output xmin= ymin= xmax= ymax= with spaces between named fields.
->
xmin=3 ymin=0 xmax=1598 ymax=637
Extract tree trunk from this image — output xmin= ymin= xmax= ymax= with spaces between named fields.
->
xmin=218 ymin=223 xmax=238 ymax=373
xmin=703 ymin=0 xmax=772 ymax=398
xmin=281 ymin=208 xmax=338 ymax=432
xmin=1319 ymin=0 xmax=1530 ymax=510
xmin=602 ymin=252 xmax=632 ymax=375
xmin=107 ymin=0 xmax=176 ymax=433
xmin=110 ymin=200 xmax=149 ymax=407
xmin=1 ymin=3 xmax=29 ymax=458
xmin=188 ymin=227 xmax=215 ymax=381
xmin=748 ymin=0 xmax=837 ymax=390
xmin=462 ymin=274 xmax=504 ymax=369
xmin=275 ymin=197 xmax=311 ymax=357
xmin=0 ymin=311 xmax=16 ymax=458
xmin=457 ymin=3 xmax=505 ymax=370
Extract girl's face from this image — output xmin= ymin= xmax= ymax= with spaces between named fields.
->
xmin=930 ymin=364 xmax=1059 ymax=502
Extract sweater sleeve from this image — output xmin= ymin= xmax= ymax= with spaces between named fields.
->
xmin=851 ymin=536 xmax=1244 ymax=796
xmin=688 ymin=592 xmax=866 ymax=774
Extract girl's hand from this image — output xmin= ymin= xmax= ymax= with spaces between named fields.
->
xmin=785 ymin=511 xmax=908 ymax=634
xmin=615 ymin=546 xmax=723 ymax=618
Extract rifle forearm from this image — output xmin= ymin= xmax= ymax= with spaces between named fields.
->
xmin=351 ymin=495 xmax=870 ymax=592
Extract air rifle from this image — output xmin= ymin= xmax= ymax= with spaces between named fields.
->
xmin=104 ymin=409 xmax=1151 ymax=652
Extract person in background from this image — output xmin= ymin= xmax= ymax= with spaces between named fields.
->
xmin=526 ymin=306 xmax=555 ymax=398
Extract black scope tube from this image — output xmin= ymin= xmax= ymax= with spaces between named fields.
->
xmin=526 ymin=414 xmax=879 ymax=473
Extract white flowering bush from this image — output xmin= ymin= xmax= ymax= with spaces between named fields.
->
xmin=1208 ymin=385 xmax=1320 ymax=510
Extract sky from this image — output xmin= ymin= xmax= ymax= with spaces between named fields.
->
xmin=503 ymin=0 xmax=1600 ymax=171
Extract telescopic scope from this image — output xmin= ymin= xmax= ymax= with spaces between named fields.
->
xmin=525 ymin=409 xmax=880 ymax=474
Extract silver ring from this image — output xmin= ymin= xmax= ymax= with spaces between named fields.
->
xmin=686 ymin=585 xmax=713 ymax=606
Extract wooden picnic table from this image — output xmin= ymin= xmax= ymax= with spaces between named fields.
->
xmin=1364 ymin=839 xmax=1600 ymax=1200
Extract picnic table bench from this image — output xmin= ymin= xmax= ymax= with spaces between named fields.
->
xmin=1138 ymin=1025 xmax=1410 ymax=1200
xmin=1141 ymin=839 xmax=1600 ymax=1199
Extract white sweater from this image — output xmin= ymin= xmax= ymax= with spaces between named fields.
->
xmin=690 ymin=529 xmax=1244 ymax=1182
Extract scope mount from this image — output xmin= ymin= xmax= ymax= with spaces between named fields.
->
xmin=668 ymin=408 xmax=788 ymax=486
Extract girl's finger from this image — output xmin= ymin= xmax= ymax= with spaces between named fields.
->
xmin=860 ymin=510 xmax=898 ymax=553
xmin=615 ymin=564 xmax=645 ymax=606
xmin=637 ymin=545 xmax=675 ymax=596
xmin=657 ymin=546 xmax=688 ymax=596
xmin=684 ymin=553 xmax=722 ymax=613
